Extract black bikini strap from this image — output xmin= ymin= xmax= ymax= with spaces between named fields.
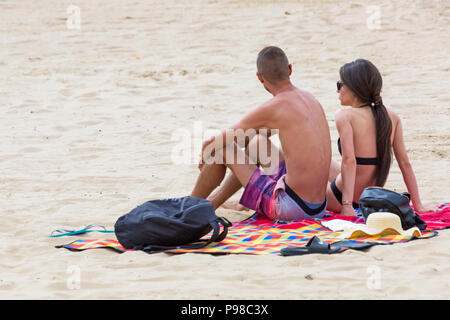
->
xmin=284 ymin=183 xmax=326 ymax=216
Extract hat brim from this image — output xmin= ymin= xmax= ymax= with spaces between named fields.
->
xmin=338 ymin=226 xmax=421 ymax=239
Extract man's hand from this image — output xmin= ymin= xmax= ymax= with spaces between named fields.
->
xmin=198 ymin=136 xmax=215 ymax=170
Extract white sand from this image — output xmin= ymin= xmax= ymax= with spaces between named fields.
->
xmin=0 ymin=0 xmax=449 ymax=299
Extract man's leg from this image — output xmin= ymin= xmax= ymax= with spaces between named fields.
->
xmin=328 ymin=159 xmax=341 ymax=183
xmin=191 ymin=140 xmax=259 ymax=208
xmin=190 ymin=161 xmax=227 ymax=200
xmin=208 ymin=171 xmax=243 ymax=210
xmin=209 ymin=134 xmax=284 ymax=210
xmin=224 ymin=143 xmax=257 ymax=188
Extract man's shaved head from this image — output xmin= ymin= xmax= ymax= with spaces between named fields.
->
xmin=256 ymin=46 xmax=290 ymax=83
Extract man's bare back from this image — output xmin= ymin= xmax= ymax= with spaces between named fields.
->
xmin=191 ymin=46 xmax=331 ymax=220
xmin=272 ymin=88 xmax=331 ymax=203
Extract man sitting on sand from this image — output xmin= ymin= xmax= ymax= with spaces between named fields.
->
xmin=191 ymin=46 xmax=331 ymax=220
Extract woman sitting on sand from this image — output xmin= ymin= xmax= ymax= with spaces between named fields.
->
xmin=327 ymin=58 xmax=432 ymax=216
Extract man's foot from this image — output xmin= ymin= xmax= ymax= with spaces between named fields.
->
xmin=221 ymin=199 xmax=249 ymax=211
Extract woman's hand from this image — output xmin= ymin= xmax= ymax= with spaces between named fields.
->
xmin=413 ymin=203 xmax=437 ymax=213
xmin=340 ymin=205 xmax=357 ymax=216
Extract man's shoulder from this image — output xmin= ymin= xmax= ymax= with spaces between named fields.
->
xmin=275 ymin=88 xmax=317 ymax=105
xmin=296 ymin=87 xmax=320 ymax=100
xmin=259 ymin=93 xmax=296 ymax=111
xmin=258 ymin=96 xmax=280 ymax=111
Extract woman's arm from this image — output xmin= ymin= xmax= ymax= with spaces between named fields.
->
xmin=336 ymin=110 xmax=357 ymax=216
xmin=392 ymin=116 xmax=432 ymax=212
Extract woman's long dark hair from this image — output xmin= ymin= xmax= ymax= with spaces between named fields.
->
xmin=339 ymin=59 xmax=392 ymax=187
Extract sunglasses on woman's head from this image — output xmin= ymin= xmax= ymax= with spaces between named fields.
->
xmin=336 ymin=81 xmax=344 ymax=91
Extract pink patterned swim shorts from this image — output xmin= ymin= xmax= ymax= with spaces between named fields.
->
xmin=239 ymin=161 xmax=327 ymax=221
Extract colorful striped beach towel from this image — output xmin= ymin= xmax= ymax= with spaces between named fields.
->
xmin=415 ymin=203 xmax=450 ymax=230
xmin=55 ymin=226 xmax=437 ymax=255
xmin=55 ymin=203 xmax=449 ymax=255
xmin=55 ymin=239 xmax=132 ymax=253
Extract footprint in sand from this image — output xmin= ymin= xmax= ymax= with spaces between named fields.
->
xmin=0 ymin=280 xmax=14 ymax=290
xmin=112 ymin=193 xmax=129 ymax=199
xmin=149 ymin=186 xmax=167 ymax=193
xmin=58 ymin=89 xmax=73 ymax=97
xmin=53 ymin=126 xmax=69 ymax=132
xmin=388 ymin=285 xmax=411 ymax=295
xmin=77 ymin=91 xmax=99 ymax=99
xmin=119 ymin=105 xmax=133 ymax=110
xmin=76 ymin=120 xmax=102 ymax=127
xmin=73 ymin=154 xmax=100 ymax=161
xmin=19 ymin=147 xmax=42 ymax=153
xmin=150 ymin=96 xmax=175 ymax=103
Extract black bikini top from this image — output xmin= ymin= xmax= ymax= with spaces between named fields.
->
xmin=337 ymin=138 xmax=377 ymax=165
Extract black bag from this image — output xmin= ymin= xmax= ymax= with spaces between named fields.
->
xmin=114 ymin=196 xmax=232 ymax=252
xmin=358 ymin=187 xmax=427 ymax=231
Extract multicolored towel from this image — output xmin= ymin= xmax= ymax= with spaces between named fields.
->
xmin=416 ymin=203 xmax=450 ymax=230
xmin=55 ymin=239 xmax=132 ymax=253
xmin=167 ymin=218 xmax=437 ymax=255
xmin=55 ymin=203 xmax=448 ymax=255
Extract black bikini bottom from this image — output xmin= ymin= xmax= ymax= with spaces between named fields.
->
xmin=284 ymin=182 xmax=327 ymax=216
xmin=330 ymin=179 xmax=359 ymax=209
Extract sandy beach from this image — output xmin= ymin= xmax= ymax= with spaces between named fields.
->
xmin=1 ymin=0 xmax=449 ymax=300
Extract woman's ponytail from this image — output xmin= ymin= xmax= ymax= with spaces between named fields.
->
xmin=370 ymin=97 xmax=392 ymax=186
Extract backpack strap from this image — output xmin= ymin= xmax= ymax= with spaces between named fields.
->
xmin=212 ymin=217 xmax=232 ymax=242
xmin=142 ymin=216 xmax=232 ymax=253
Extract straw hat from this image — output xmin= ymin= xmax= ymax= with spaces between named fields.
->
xmin=339 ymin=211 xmax=422 ymax=239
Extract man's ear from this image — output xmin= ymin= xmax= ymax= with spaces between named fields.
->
xmin=288 ymin=64 xmax=292 ymax=76
xmin=256 ymin=72 xmax=264 ymax=83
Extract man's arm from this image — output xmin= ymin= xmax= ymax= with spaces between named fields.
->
xmin=230 ymin=99 xmax=278 ymax=133
xmin=201 ymin=99 xmax=279 ymax=161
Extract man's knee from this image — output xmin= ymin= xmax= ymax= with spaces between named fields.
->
xmin=222 ymin=142 xmax=250 ymax=166
xmin=245 ymin=134 xmax=264 ymax=161
xmin=246 ymin=134 xmax=276 ymax=167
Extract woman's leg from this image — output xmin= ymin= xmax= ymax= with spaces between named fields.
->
xmin=326 ymin=174 xmax=343 ymax=213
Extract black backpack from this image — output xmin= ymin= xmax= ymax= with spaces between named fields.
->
xmin=114 ymin=196 xmax=232 ymax=253
xmin=358 ymin=187 xmax=427 ymax=231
